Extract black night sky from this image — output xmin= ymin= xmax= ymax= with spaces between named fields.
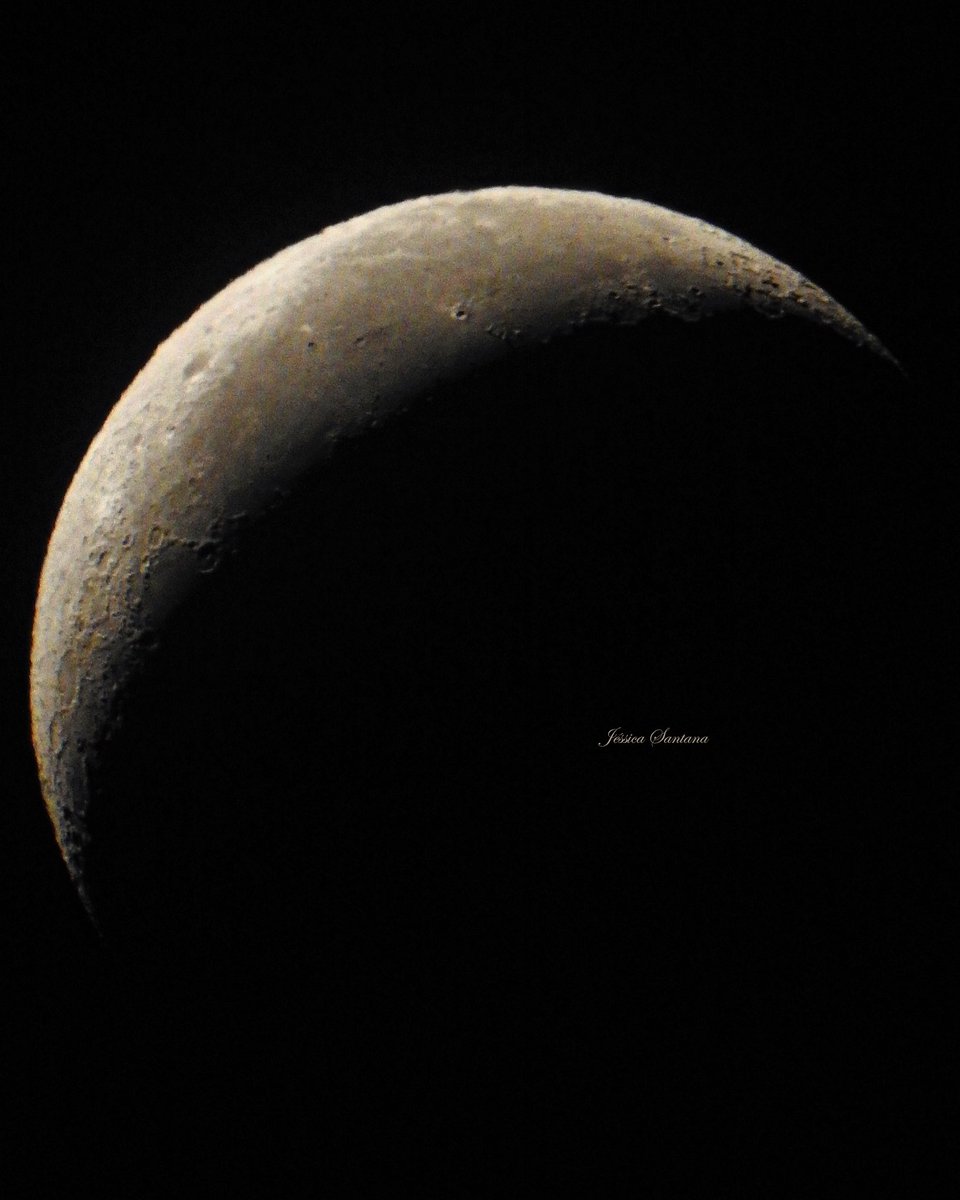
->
xmin=4 ymin=12 xmax=950 ymax=1194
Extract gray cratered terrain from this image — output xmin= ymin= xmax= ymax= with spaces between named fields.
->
xmin=30 ymin=186 xmax=893 ymax=914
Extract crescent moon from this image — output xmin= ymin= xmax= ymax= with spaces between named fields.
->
xmin=30 ymin=186 xmax=893 ymax=915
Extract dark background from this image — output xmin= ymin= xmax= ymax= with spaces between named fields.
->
xmin=4 ymin=11 xmax=950 ymax=1194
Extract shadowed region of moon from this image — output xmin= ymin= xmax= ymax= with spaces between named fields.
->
xmin=80 ymin=314 xmax=898 ymax=969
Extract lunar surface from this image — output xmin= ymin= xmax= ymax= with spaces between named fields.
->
xmin=30 ymin=186 xmax=894 ymax=926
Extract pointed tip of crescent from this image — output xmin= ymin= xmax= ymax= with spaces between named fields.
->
xmin=837 ymin=322 xmax=904 ymax=377
xmin=871 ymin=338 xmax=907 ymax=377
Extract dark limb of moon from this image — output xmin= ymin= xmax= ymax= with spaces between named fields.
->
xmin=30 ymin=186 xmax=895 ymax=926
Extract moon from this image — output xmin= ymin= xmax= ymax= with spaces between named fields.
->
xmin=31 ymin=186 xmax=893 ymax=924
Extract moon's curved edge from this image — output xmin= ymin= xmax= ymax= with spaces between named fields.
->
xmin=29 ymin=185 xmax=897 ymax=907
